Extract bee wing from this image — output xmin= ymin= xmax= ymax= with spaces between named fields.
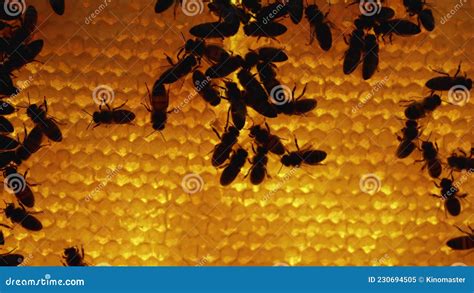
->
xmin=40 ymin=119 xmax=62 ymax=142
xmin=22 ymin=214 xmax=43 ymax=231
xmin=0 ymin=254 xmax=23 ymax=266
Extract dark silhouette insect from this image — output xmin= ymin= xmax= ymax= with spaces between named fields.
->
xmin=0 ymin=250 xmax=23 ymax=266
xmin=401 ymin=94 xmax=441 ymax=120
xmin=275 ymin=84 xmax=317 ymax=116
xmin=3 ymin=203 xmax=42 ymax=231
xmin=237 ymin=69 xmax=278 ymax=118
xmin=157 ymin=54 xmax=198 ymax=86
xmin=224 ymin=81 xmax=246 ymax=130
xmin=0 ymin=117 xmax=13 ymax=133
xmin=396 ymin=120 xmax=420 ymax=159
xmin=155 ymin=0 xmax=176 ymax=14
xmin=211 ymin=124 xmax=239 ymax=167
xmin=220 ymin=148 xmax=248 ymax=186
xmin=49 ymin=0 xmax=65 ymax=15
xmin=353 ymin=7 xmax=395 ymax=31
xmin=86 ymin=101 xmax=136 ymax=129
xmin=26 ymin=97 xmax=62 ymax=142
xmin=62 ymin=246 xmax=88 ymax=266
xmin=447 ymin=148 xmax=474 ymax=173
xmin=374 ymin=19 xmax=421 ymax=42
xmin=403 ymin=0 xmax=434 ymax=31
xmin=243 ymin=21 xmax=287 ymax=39
xmin=255 ymin=1 xmax=288 ymax=23
xmin=362 ymin=34 xmax=379 ymax=80
xmin=15 ymin=124 xmax=44 ymax=162
xmin=180 ymin=38 xmax=230 ymax=64
xmin=288 ymin=0 xmax=304 ymax=24
xmin=143 ymin=82 xmax=170 ymax=132
xmin=193 ymin=70 xmax=221 ymax=106
xmin=0 ymin=101 xmax=15 ymax=116
xmin=0 ymin=151 xmax=18 ymax=169
xmin=249 ymin=122 xmax=285 ymax=155
xmin=425 ymin=63 xmax=472 ymax=92
xmin=447 ymin=226 xmax=474 ymax=251
xmin=343 ymin=28 xmax=365 ymax=75
xmin=3 ymin=165 xmax=36 ymax=208
xmin=190 ymin=21 xmax=240 ymax=39
xmin=0 ymin=72 xmax=18 ymax=96
xmin=305 ymin=4 xmax=332 ymax=51
xmin=242 ymin=0 xmax=262 ymax=14
xmin=418 ymin=140 xmax=442 ymax=178
xmin=281 ymin=137 xmax=327 ymax=167
xmin=253 ymin=47 xmax=288 ymax=63
xmin=2 ymin=39 xmax=44 ymax=73
xmin=248 ymin=145 xmax=269 ymax=185
xmin=431 ymin=177 xmax=467 ymax=217
xmin=0 ymin=134 xmax=19 ymax=150
xmin=205 ymin=55 xmax=243 ymax=78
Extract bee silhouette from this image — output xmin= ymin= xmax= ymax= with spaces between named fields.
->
xmin=447 ymin=225 xmax=474 ymax=251
xmin=62 ymin=246 xmax=88 ymax=266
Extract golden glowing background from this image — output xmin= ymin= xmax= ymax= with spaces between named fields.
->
xmin=2 ymin=0 xmax=473 ymax=266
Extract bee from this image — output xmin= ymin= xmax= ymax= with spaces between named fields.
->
xmin=418 ymin=140 xmax=442 ymax=178
xmin=281 ymin=138 xmax=327 ymax=167
xmin=86 ymin=100 xmax=136 ymax=129
xmin=362 ymin=34 xmax=379 ymax=80
xmin=26 ymin=97 xmax=62 ymax=142
xmin=0 ymin=117 xmax=13 ymax=133
xmin=3 ymin=165 xmax=36 ymax=207
xmin=190 ymin=21 xmax=240 ymax=39
xmin=256 ymin=1 xmax=288 ymax=23
xmin=0 ymin=101 xmax=15 ymax=116
xmin=243 ymin=21 xmax=287 ymax=39
xmin=211 ymin=124 xmax=239 ymax=167
xmin=254 ymin=47 xmax=288 ymax=63
xmin=0 ymin=134 xmax=19 ymax=150
xmin=181 ymin=38 xmax=230 ymax=64
xmin=205 ymin=55 xmax=243 ymax=78
xmin=15 ymin=125 xmax=44 ymax=162
xmin=157 ymin=54 xmax=198 ymax=86
xmin=248 ymin=145 xmax=269 ymax=185
xmin=3 ymin=203 xmax=42 ymax=231
xmin=0 ymin=71 xmax=18 ymax=96
xmin=288 ymin=0 xmax=304 ymax=24
xmin=447 ymin=148 xmax=474 ymax=173
xmin=274 ymin=84 xmax=317 ymax=116
xmin=220 ymin=148 xmax=248 ymax=186
xmin=249 ymin=122 xmax=285 ymax=155
xmin=447 ymin=226 xmax=474 ymax=251
xmin=2 ymin=40 xmax=44 ymax=73
xmin=401 ymin=94 xmax=441 ymax=120
xmin=0 ymin=250 xmax=24 ymax=266
xmin=374 ymin=19 xmax=421 ymax=42
xmin=143 ymin=82 xmax=170 ymax=132
xmin=237 ymin=69 xmax=278 ymax=118
xmin=242 ymin=0 xmax=262 ymax=14
xmin=224 ymin=81 xmax=247 ymax=130
xmin=155 ymin=0 xmax=176 ymax=14
xmin=49 ymin=0 xmax=65 ymax=15
xmin=305 ymin=4 xmax=332 ymax=51
xmin=431 ymin=177 xmax=467 ymax=217
xmin=425 ymin=63 xmax=472 ymax=92
xmin=192 ymin=70 xmax=221 ymax=107
xmin=62 ymin=246 xmax=88 ymax=266
xmin=396 ymin=120 xmax=420 ymax=159
xmin=403 ymin=0 xmax=435 ymax=31
xmin=343 ymin=28 xmax=365 ymax=75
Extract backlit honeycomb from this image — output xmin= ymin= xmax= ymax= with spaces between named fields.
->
xmin=1 ymin=0 xmax=473 ymax=266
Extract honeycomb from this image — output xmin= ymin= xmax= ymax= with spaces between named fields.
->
xmin=0 ymin=0 xmax=473 ymax=266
